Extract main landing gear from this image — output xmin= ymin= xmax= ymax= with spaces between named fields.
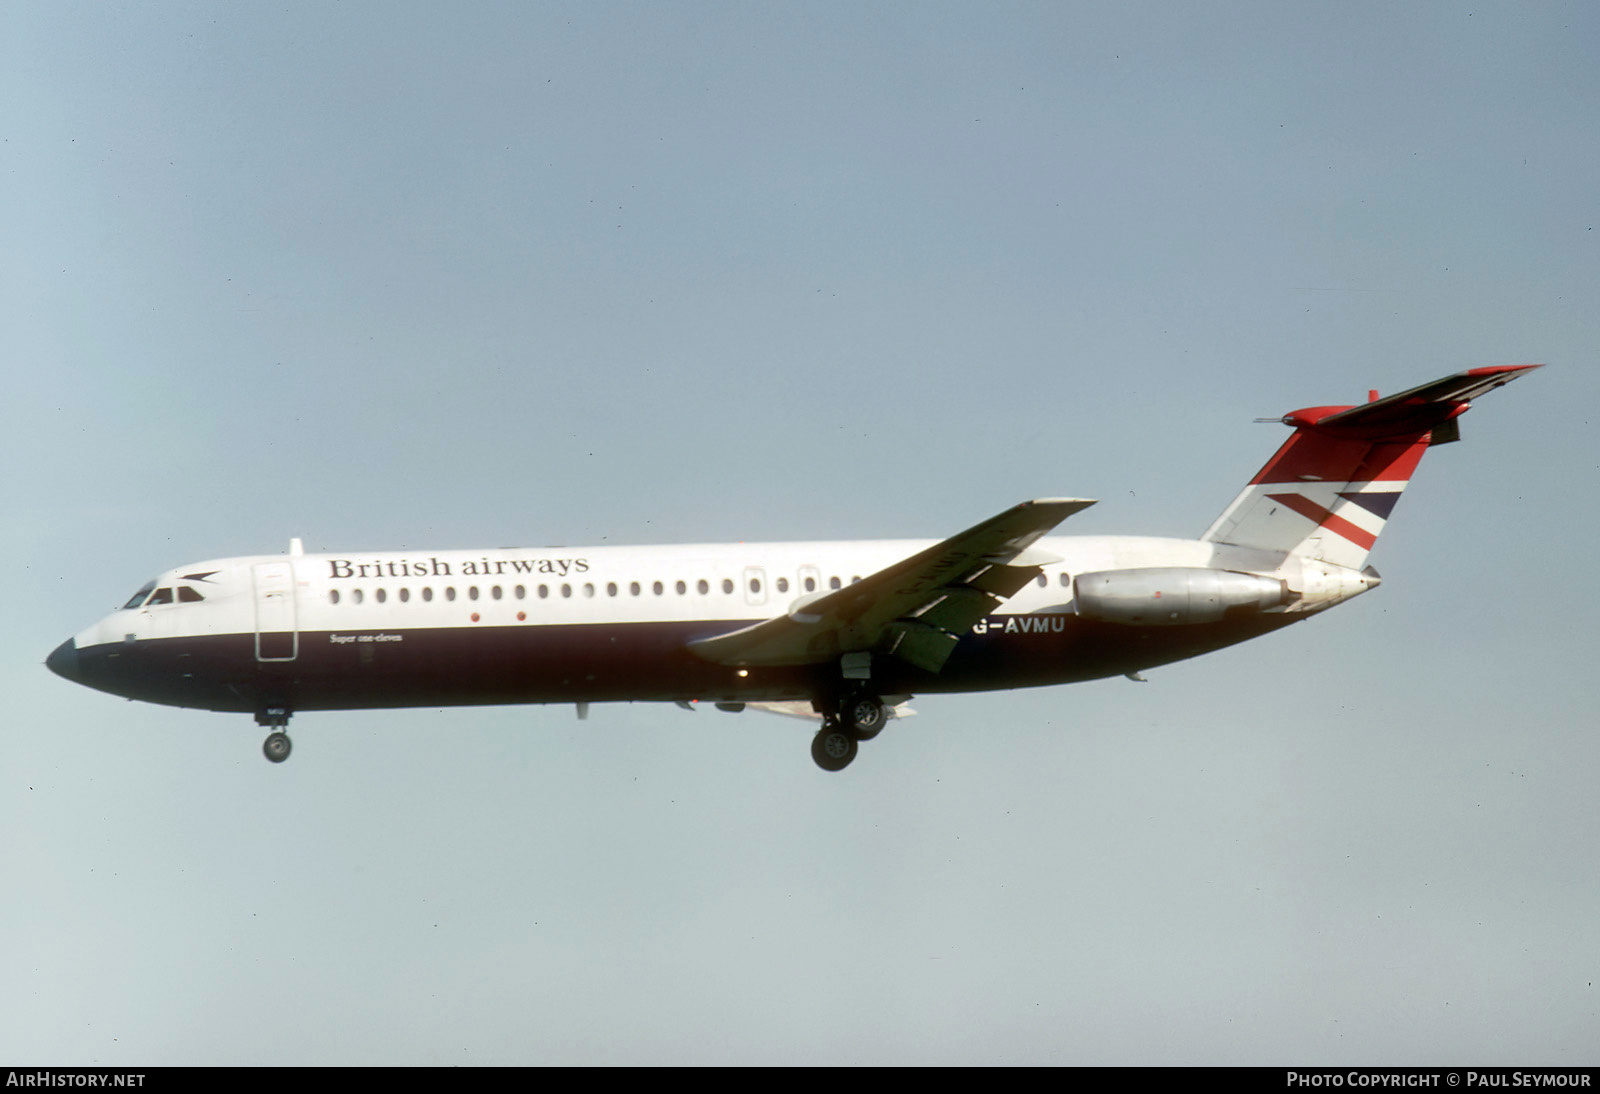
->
xmin=810 ymin=692 xmax=888 ymax=773
xmin=256 ymin=708 xmax=292 ymax=764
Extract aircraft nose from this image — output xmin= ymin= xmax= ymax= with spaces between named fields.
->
xmin=46 ymin=637 xmax=80 ymax=683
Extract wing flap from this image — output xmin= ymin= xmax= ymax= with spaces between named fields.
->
xmin=910 ymin=586 xmax=1004 ymax=633
xmin=881 ymin=621 xmax=961 ymax=673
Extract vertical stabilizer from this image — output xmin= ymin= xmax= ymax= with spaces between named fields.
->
xmin=1202 ymin=365 xmax=1540 ymax=568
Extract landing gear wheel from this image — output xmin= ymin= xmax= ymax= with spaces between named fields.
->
xmin=842 ymin=695 xmax=887 ymax=740
xmin=263 ymin=732 xmax=292 ymax=764
xmin=811 ymin=723 xmax=859 ymax=772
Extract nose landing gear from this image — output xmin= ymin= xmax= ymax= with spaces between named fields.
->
xmin=263 ymin=731 xmax=292 ymax=763
xmin=256 ymin=708 xmax=293 ymax=764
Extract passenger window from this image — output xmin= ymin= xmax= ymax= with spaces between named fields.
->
xmin=515 ymin=585 xmax=526 ymax=599
xmin=147 ymin=587 xmax=174 ymax=605
xmin=749 ymin=578 xmax=760 ymax=594
xmin=1036 ymin=575 xmax=1047 ymax=588
xmin=178 ymin=586 xmax=205 ymax=603
xmin=469 ymin=586 xmax=480 ymax=601
xmin=630 ymin=581 xmax=641 ymax=596
xmin=804 ymin=577 xmax=816 ymax=593
xmin=399 ymin=588 xmax=410 ymax=602
xmin=607 ymin=582 xmax=618 ymax=597
xmin=561 ymin=584 xmax=572 ymax=598
xmin=1060 ymin=573 xmax=1071 ymax=587
xmin=123 ymin=582 xmax=157 ymax=610
xmin=422 ymin=587 xmax=434 ymax=602
xmin=376 ymin=588 xmax=387 ymax=603
xmin=445 ymin=587 xmax=456 ymax=601
xmin=653 ymin=581 xmax=664 ymax=595
xmin=330 ymin=589 xmax=341 ymax=605
xmin=583 ymin=583 xmax=594 ymax=597
xmin=538 ymin=584 xmax=549 ymax=599
xmin=722 ymin=579 xmax=734 ymax=594
xmin=777 ymin=577 xmax=789 ymax=593
xmin=697 ymin=579 xmax=709 ymax=595
xmin=829 ymin=577 xmax=841 ymax=590
xmin=676 ymin=581 xmax=687 ymax=595
xmin=491 ymin=586 xmax=502 ymax=600
xmin=353 ymin=589 xmax=365 ymax=604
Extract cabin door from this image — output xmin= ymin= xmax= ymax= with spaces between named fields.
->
xmin=252 ymin=562 xmax=299 ymax=661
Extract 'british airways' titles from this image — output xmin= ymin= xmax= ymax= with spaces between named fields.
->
xmin=327 ymin=557 xmax=590 ymax=580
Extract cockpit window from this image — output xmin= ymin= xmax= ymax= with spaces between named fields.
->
xmin=146 ymin=587 xmax=174 ymax=606
xmin=123 ymin=582 xmax=156 ymax=610
xmin=178 ymin=586 xmax=205 ymax=603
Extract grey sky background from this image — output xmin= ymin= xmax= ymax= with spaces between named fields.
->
xmin=4 ymin=1 xmax=1596 ymax=1065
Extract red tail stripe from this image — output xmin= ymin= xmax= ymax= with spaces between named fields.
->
xmin=1266 ymin=493 xmax=1379 ymax=550
xmin=1251 ymin=432 xmax=1430 ymax=485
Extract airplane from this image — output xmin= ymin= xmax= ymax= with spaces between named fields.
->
xmin=45 ymin=364 xmax=1539 ymax=772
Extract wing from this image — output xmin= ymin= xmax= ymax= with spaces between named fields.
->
xmin=688 ymin=498 xmax=1095 ymax=673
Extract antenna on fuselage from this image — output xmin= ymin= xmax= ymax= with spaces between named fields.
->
xmin=289 ymin=538 xmax=304 ymax=556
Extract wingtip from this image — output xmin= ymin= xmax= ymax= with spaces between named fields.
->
xmin=1466 ymin=363 xmax=1543 ymax=374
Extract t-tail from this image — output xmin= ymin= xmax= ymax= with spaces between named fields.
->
xmin=1202 ymin=365 xmax=1542 ymax=569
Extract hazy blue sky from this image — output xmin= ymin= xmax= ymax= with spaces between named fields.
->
xmin=4 ymin=1 xmax=1596 ymax=1065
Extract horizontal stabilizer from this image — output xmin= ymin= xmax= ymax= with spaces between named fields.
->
xmin=1287 ymin=364 xmax=1542 ymax=438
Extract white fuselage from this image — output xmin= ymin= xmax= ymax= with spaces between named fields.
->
xmin=54 ymin=532 xmax=1371 ymax=722
xmin=73 ymin=534 xmax=1350 ymax=650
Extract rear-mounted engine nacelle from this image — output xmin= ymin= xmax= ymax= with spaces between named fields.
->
xmin=1074 ymin=567 xmax=1290 ymax=626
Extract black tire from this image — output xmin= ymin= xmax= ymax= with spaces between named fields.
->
xmin=811 ymin=724 xmax=858 ymax=772
xmin=842 ymin=695 xmax=887 ymax=741
xmin=263 ymin=732 xmax=292 ymax=764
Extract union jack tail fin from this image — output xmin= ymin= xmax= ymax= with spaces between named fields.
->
xmin=1202 ymin=365 xmax=1541 ymax=569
